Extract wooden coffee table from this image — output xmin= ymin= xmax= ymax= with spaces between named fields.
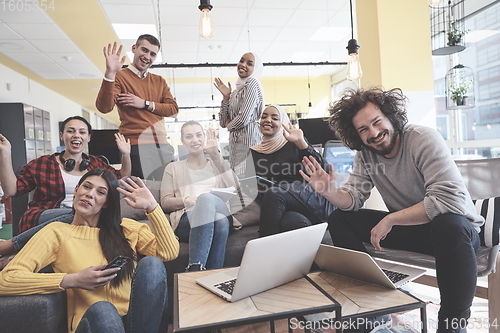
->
xmin=173 ymin=269 xmax=427 ymax=333
xmin=306 ymin=271 xmax=427 ymax=332
xmin=173 ymin=269 xmax=341 ymax=333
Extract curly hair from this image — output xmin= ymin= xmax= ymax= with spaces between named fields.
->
xmin=327 ymin=87 xmax=408 ymax=151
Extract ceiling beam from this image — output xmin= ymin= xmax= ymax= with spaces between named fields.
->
xmin=147 ymin=61 xmax=348 ymax=69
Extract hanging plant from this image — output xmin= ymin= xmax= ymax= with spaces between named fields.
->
xmin=447 ymin=21 xmax=470 ymax=46
xmin=449 ymin=76 xmax=472 ymax=105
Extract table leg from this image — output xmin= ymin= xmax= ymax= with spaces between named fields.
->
xmin=270 ymin=320 xmax=275 ymax=333
xmin=421 ymin=304 xmax=428 ymax=333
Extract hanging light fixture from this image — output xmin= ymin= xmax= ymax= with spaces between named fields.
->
xmin=346 ymin=0 xmax=362 ymax=82
xmin=198 ymin=0 xmax=214 ymax=39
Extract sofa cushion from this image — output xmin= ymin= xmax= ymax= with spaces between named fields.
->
xmin=0 ymin=292 xmax=67 ymax=333
xmin=474 ymin=197 xmax=500 ymax=247
xmin=229 ymin=194 xmax=261 ymax=227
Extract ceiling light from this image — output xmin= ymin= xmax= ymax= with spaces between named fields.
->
xmin=346 ymin=0 xmax=362 ymax=82
xmin=310 ymin=27 xmax=351 ymax=41
xmin=112 ymin=24 xmax=157 ymax=40
xmin=346 ymin=39 xmax=362 ymax=81
xmin=199 ymin=0 xmax=214 ymax=39
xmin=0 ymin=42 xmax=23 ymax=50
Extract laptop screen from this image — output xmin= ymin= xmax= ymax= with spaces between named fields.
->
xmin=324 ymin=143 xmax=356 ymax=174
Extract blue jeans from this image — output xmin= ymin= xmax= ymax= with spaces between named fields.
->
xmin=75 ymin=256 xmax=168 ymax=333
xmin=176 ymin=193 xmax=231 ymax=270
xmin=12 ymin=208 xmax=74 ymax=251
xmin=329 ymin=209 xmax=481 ymax=331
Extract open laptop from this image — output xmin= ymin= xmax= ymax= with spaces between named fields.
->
xmin=322 ymin=140 xmax=356 ymax=174
xmin=314 ymin=244 xmax=427 ymax=289
xmin=196 ymin=223 xmax=328 ymax=302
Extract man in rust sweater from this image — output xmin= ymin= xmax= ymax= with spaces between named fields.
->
xmin=96 ymin=34 xmax=179 ymax=180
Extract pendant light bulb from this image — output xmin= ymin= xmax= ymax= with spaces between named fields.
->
xmin=346 ymin=39 xmax=362 ymax=82
xmin=198 ymin=1 xmax=214 ymax=39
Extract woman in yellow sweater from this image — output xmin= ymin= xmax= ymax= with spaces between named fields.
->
xmin=0 ymin=168 xmax=180 ymax=333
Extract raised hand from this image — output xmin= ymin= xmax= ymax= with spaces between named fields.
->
xmin=0 ymin=134 xmax=11 ymax=156
xmin=103 ymin=42 xmax=126 ymax=79
xmin=299 ymin=156 xmax=337 ymax=197
xmin=116 ymin=93 xmax=145 ymax=109
xmin=282 ymin=123 xmax=307 ymax=149
xmin=117 ymin=177 xmax=157 ymax=213
xmin=214 ymin=77 xmax=231 ymax=101
xmin=203 ymin=128 xmax=219 ymax=157
xmin=114 ymin=133 xmax=131 ymax=156
xmin=60 ymin=265 xmax=119 ymax=291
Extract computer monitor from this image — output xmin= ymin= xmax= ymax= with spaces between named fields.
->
xmin=298 ymin=117 xmax=337 ymax=146
xmin=88 ymin=129 xmax=121 ymax=165
xmin=323 ymin=140 xmax=356 ymax=174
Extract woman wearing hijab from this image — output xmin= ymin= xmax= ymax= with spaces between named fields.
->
xmin=244 ymin=105 xmax=336 ymax=237
xmin=214 ymin=52 xmax=264 ymax=175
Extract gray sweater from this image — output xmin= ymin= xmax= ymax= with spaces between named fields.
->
xmin=341 ymin=124 xmax=484 ymax=231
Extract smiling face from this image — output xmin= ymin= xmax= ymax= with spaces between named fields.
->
xmin=181 ymin=124 xmax=205 ymax=154
xmin=260 ymin=106 xmax=283 ymax=137
xmin=237 ymin=53 xmax=255 ymax=79
xmin=131 ymin=39 xmax=159 ymax=74
xmin=60 ymin=119 xmax=91 ymax=155
xmin=73 ymin=175 xmax=109 ymax=220
xmin=352 ymin=102 xmax=400 ymax=158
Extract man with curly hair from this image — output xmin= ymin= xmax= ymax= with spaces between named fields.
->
xmin=301 ymin=87 xmax=483 ymax=333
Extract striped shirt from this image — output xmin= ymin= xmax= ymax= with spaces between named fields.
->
xmin=219 ymin=77 xmax=264 ymax=175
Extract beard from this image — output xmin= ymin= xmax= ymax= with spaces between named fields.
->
xmin=365 ymin=130 xmax=399 ymax=156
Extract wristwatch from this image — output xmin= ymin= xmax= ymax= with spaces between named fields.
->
xmin=143 ymin=100 xmax=150 ymax=110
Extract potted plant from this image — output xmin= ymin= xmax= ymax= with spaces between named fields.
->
xmin=449 ymin=78 xmax=472 ymax=106
xmin=447 ymin=22 xmax=469 ymax=46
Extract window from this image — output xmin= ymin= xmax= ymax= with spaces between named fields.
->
xmin=434 ymin=0 xmax=500 ymax=158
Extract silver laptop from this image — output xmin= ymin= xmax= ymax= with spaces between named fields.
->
xmin=196 ymin=223 xmax=328 ymax=302
xmin=314 ymin=244 xmax=427 ymax=289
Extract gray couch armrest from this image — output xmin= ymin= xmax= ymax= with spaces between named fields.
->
xmin=0 ymin=291 xmax=67 ymax=333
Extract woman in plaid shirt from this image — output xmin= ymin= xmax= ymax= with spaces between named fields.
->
xmin=0 ymin=116 xmax=132 ymax=268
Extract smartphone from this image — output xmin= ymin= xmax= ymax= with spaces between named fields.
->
xmin=103 ymin=256 xmax=132 ymax=271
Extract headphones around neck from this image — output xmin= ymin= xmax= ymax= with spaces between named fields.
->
xmin=59 ymin=151 xmax=91 ymax=172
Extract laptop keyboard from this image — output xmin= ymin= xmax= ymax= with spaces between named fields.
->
xmin=382 ymin=269 xmax=409 ymax=283
xmin=214 ymin=278 xmax=237 ymax=295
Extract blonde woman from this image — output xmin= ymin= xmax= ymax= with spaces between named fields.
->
xmin=161 ymin=121 xmax=240 ymax=271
